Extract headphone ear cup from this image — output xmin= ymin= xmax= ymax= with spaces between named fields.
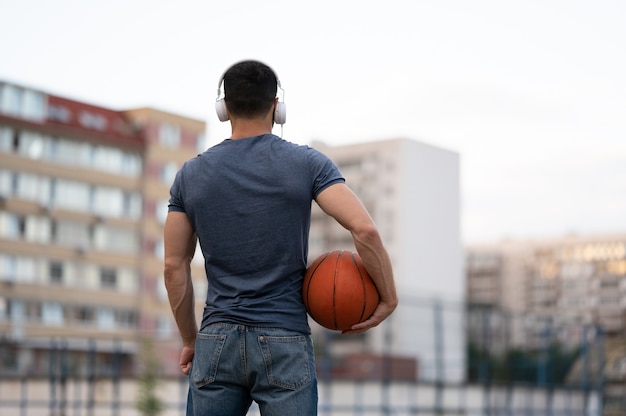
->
xmin=215 ymin=99 xmax=229 ymax=122
xmin=274 ymin=102 xmax=286 ymax=125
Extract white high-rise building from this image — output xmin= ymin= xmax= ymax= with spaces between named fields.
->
xmin=310 ymin=138 xmax=463 ymax=382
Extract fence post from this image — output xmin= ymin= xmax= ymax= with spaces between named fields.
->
xmin=49 ymin=338 xmax=58 ymax=416
xmin=581 ymin=325 xmax=590 ymax=414
xmin=112 ymin=340 xmax=121 ymax=416
xmin=381 ymin=317 xmax=393 ymax=416
xmin=59 ymin=339 xmax=68 ymax=416
xmin=504 ymin=312 xmax=513 ymax=416
xmin=596 ymin=327 xmax=605 ymax=416
xmin=433 ymin=299 xmax=444 ymax=415
xmin=86 ymin=339 xmax=95 ymax=416
xmin=20 ymin=375 xmax=27 ymax=416
xmin=481 ymin=308 xmax=491 ymax=416
xmin=535 ymin=317 xmax=554 ymax=415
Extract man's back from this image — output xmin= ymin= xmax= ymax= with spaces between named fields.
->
xmin=168 ymin=134 xmax=343 ymax=333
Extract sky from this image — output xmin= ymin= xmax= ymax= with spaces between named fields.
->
xmin=1 ymin=0 xmax=625 ymax=245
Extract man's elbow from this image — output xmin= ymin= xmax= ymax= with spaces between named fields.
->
xmin=164 ymin=258 xmax=188 ymax=285
xmin=352 ymin=222 xmax=382 ymax=245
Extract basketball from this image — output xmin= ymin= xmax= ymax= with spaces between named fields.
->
xmin=302 ymin=250 xmax=380 ymax=331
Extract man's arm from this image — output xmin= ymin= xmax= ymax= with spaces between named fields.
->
xmin=315 ymin=183 xmax=398 ymax=334
xmin=164 ymin=211 xmax=198 ymax=374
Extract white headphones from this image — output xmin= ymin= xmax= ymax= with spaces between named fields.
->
xmin=215 ymin=68 xmax=287 ymax=125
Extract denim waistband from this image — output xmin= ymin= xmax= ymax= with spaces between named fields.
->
xmin=205 ymin=322 xmax=306 ymax=333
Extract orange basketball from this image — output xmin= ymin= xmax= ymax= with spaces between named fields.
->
xmin=302 ymin=250 xmax=380 ymax=331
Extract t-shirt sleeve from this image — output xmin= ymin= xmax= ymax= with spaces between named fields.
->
xmin=307 ymin=147 xmax=345 ymax=198
xmin=168 ymin=168 xmax=186 ymax=213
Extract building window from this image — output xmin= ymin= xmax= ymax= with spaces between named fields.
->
xmin=156 ymin=316 xmax=173 ymax=339
xmin=93 ymin=224 xmax=137 ymax=254
xmin=49 ymin=261 xmax=63 ymax=284
xmin=122 ymin=191 xmax=142 ymax=219
xmin=92 ymin=146 xmax=124 ymax=174
xmin=42 ymin=302 xmax=63 ymax=326
xmin=25 ymin=216 xmax=51 ymax=243
xmin=15 ymin=257 xmax=36 ymax=283
xmin=0 ymin=126 xmax=13 ymax=153
xmin=18 ymin=131 xmax=45 ymax=159
xmin=15 ymin=172 xmax=39 ymax=201
xmin=117 ymin=310 xmax=137 ymax=329
xmin=116 ymin=268 xmax=139 ymax=293
xmin=0 ymin=212 xmax=19 ymax=239
xmin=50 ymin=137 xmax=89 ymax=165
xmin=16 ymin=216 xmax=26 ymax=238
xmin=159 ymin=123 xmax=181 ymax=148
xmin=0 ymin=170 xmax=10 ymax=196
xmin=76 ymin=306 xmax=94 ymax=325
xmin=0 ymin=255 xmax=16 ymax=282
xmin=96 ymin=307 xmax=115 ymax=329
xmin=52 ymin=219 xmax=89 ymax=249
xmin=0 ymin=84 xmax=22 ymax=117
xmin=79 ymin=111 xmax=107 ymax=131
xmin=0 ymin=84 xmax=46 ymax=121
xmin=156 ymin=200 xmax=169 ymax=224
xmin=121 ymin=152 xmax=142 ymax=176
xmin=52 ymin=179 xmax=90 ymax=212
xmin=196 ymin=132 xmax=207 ymax=152
xmin=100 ymin=267 xmax=117 ymax=289
xmin=48 ymin=104 xmax=71 ymax=123
xmin=22 ymin=89 xmax=47 ymax=121
xmin=91 ymin=186 xmax=123 ymax=217
xmin=161 ymin=162 xmax=178 ymax=185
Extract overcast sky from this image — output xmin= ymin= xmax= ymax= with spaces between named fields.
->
xmin=1 ymin=0 xmax=625 ymax=245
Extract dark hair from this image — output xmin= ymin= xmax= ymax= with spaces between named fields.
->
xmin=223 ymin=60 xmax=278 ymax=118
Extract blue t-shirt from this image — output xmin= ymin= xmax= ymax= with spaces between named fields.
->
xmin=168 ymin=134 xmax=344 ymax=334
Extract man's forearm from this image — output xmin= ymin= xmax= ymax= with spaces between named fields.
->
xmin=352 ymin=227 xmax=398 ymax=307
xmin=165 ymin=265 xmax=198 ymax=347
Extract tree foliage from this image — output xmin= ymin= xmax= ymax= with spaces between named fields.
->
xmin=136 ymin=339 xmax=164 ymax=416
xmin=467 ymin=342 xmax=580 ymax=386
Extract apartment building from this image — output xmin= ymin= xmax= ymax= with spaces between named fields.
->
xmin=466 ymin=233 xmax=626 ymax=351
xmin=0 ymin=81 xmax=464 ymax=381
xmin=310 ymin=138 xmax=463 ymax=382
xmin=0 ymin=81 xmax=206 ymax=376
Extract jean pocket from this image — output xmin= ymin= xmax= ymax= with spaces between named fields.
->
xmin=258 ymin=334 xmax=312 ymax=391
xmin=191 ymin=333 xmax=227 ymax=388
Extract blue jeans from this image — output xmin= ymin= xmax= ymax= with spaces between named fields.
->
xmin=187 ymin=323 xmax=318 ymax=416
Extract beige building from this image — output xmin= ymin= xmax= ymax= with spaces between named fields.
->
xmin=466 ymin=233 xmax=626 ymax=351
xmin=0 ymin=81 xmax=206 ymax=376
xmin=0 ymin=81 xmax=464 ymax=381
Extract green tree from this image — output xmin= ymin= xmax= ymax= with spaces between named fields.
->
xmin=467 ymin=342 xmax=580 ymax=385
xmin=136 ymin=339 xmax=164 ymax=416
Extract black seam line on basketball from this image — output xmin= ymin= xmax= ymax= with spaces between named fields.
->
xmin=306 ymin=252 xmax=330 ymax=309
xmin=350 ymin=252 xmax=368 ymax=322
xmin=333 ymin=251 xmax=342 ymax=330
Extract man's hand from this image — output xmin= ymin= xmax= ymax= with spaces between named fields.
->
xmin=180 ymin=345 xmax=195 ymax=375
xmin=341 ymin=300 xmax=397 ymax=335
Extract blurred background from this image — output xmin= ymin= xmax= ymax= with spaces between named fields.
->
xmin=0 ymin=0 xmax=625 ymax=415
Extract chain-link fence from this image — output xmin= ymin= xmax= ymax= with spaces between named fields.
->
xmin=0 ymin=296 xmax=611 ymax=415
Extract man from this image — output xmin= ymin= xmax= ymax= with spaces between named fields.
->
xmin=164 ymin=60 xmax=397 ymax=416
